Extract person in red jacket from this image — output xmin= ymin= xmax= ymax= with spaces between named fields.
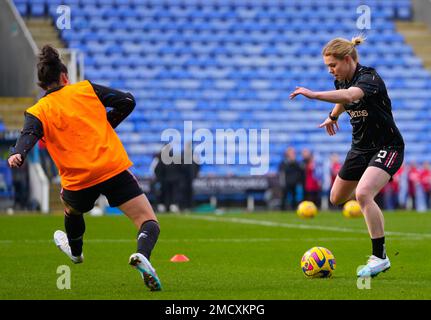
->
xmin=302 ymin=150 xmax=321 ymax=208
xmin=408 ymin=162 xmax=420 ymax=209
xmin=382 ymin=165 xmax=402 ymax=210
xmin=330 ymin=153 xmax=342 ymax=187
xmin=420 ymin=162 xmax=431 ymax=209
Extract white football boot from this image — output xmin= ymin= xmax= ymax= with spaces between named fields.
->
xmin=129 ymin=253 xmax=162 ymax=291
xmin=357 ymin=255 xmax=390 ymax=278
xmin=53 ymin=230 xmax=84 ymax=264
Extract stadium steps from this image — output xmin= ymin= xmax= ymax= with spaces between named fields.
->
xmin=396 ymin=21 xmax=431 ymax=70
xmin=24 ymin=18 xmax=64 ymax=49
xmin=0 ymin=97 xmax=35 ymax=130
xmin=49 ymin=182 xmax=63 ymax=213
xmin=24 ymin=18 xmax=66 ymax=58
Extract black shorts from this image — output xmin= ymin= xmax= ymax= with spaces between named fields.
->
xmin=60 ymin=170 xmax=144 ymax=213
xmin=338 ymin=146 xmax=404 ymax=181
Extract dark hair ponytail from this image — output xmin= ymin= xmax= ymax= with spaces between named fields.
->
xmin=37 ymin=45 xmax=68 ymax=90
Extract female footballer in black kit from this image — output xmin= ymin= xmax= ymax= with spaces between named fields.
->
xmin=290 ymin=36 xmax=404 ymax=277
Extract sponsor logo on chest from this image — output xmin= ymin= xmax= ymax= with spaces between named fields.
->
xmin=346 ymin=109 xmax=369 ymax=118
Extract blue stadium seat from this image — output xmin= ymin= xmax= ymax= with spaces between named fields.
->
xmin=30 ymin=3 xmax=45 ymax=16
xmin=13 ymin=0 xmax=28 ymax=15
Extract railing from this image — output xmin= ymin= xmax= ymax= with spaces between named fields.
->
xmin=58 ymin=48 xmax=85 ymax=84
xmin=28 ymin=147 xmax=49 ymax=214
xmin=0 ymin=0 xmax=38 ymax=97
xmin=412 ymin=0 xmax=431 ymax=29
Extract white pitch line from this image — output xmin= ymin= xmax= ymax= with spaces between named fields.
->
xmin=0 ymin=215 xmax=429 ymax=244
xmin=0 ymin=237 xmax=427 ymax=245
xmin=0 ymin=237 xmax=361 ymax=244
xmin=182 ymin=215 xmax=431 ymax=239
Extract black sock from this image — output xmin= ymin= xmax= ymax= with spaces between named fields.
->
xmin=64 ymin=212 xmax=85 ymax=257
xmin=137 ymin=220 xmax=160 ymax=260
xmin=372 ymin=237 xmax=386 ymax=259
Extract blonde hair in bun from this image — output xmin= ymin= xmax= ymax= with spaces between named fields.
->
xmin=322 ymin=35 xmax=366 ymax=62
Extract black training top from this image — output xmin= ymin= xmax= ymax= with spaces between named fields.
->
xmin=334 ymin=63 xmax=404 ymax=152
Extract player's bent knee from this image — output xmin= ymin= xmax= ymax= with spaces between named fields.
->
xmin=355 ymin=189 xmax=371 ymax=205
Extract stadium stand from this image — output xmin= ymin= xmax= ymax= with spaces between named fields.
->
xmin=12 ymin=0 xmax=431 ymax=179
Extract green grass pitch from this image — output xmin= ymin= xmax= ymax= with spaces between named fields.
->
xmin=1 ymin=211 xmax=431 ymax=300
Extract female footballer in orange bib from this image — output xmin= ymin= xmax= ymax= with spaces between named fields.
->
xmin=290 ymin=36 xmax=404 ymax=278
xmin=8 ymin=45 xmax=161 ymax=291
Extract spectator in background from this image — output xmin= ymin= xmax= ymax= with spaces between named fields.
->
xmin=180 ymin=142 xmax=200 ymax=211
xmin=330 ymin=153 xmax=342 ymax=186
xmin=301 ymin=148 xmax=312 ymax=164
xmin=420 ymin=162 xmax=431 ymax=209
xmin=300 ymin=148 xmax=311 ymax=191
xmin=155 ymin=144 xmax=182 ymax=213
xmin=149 ymin=151 xmax=163 ymax=212
xmin=382 ymin=165 xmax=402 ymax=210
xmin=278 ymin=147 xmax=303 ymax=210
xmin=11 ymin=162 xmax=30 ymax=210
xmin=329 ymin=153 xmax=343 ymax=209
xmin=408 ymin=162 xmax=420 ymax=209
xmin=302 ymin=149 xmax=322 ymax=208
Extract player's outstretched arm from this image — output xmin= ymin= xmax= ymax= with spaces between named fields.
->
xmin=91 ymin=82 xmax=136 ymax=128
xmin=290 ymin=86 xmax=364 ymax=104
xmin=8 ymin=113 xmax=43 ymax=168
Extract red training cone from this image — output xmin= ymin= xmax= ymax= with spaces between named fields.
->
xmin=170 ymin=254 xmax=190 ymax=262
